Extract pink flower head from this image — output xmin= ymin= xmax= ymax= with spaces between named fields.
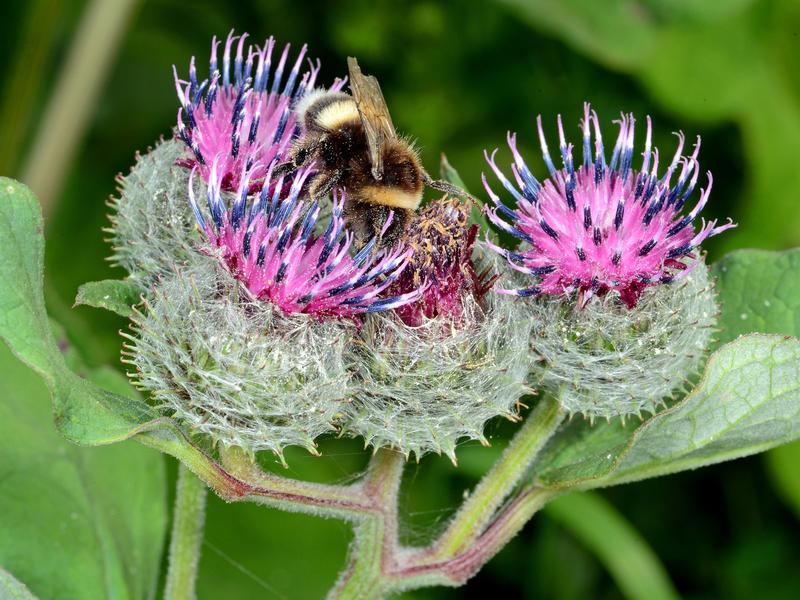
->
xmin=188 ymin=162 xmax=423 ymax=318
xmin=484 ymin=103 xmax=736 ymax=308
xmin=174 ymin=31 xmax=344 ymax=190
xmin=386 ymin=198 xmax=492 ymax=326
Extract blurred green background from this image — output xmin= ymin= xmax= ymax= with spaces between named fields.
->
xmin=1 ymin=0 xmax=800 ymax=598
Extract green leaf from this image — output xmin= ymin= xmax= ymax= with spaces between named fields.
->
xmin=75 ymin=279 xmax=142 ymax=317
xmin=0 ymin=568 xmax=38 ymax=600
xmin=544 ymin=492 xmax=679 ymax=600
xmin=533 ymin=334 xmax=800 ymax=489
xmin=712 ymin=248 xmax=800 ymax=345
xmin=0 ymin=342 xmax=167 ymax=600
xmin=500 ymin=0 xmax=657 ymax=71
xmin=0 ymin=178 xmax=158 ymax=445
xmin=711 ymin=249 xmax=800 ymax=522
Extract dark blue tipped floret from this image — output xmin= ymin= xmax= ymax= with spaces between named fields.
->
xmin=269 ymin=54 xmax=286 ymax=96
xmin=353 ymin=238 xmax=377 ymax=267
xmin=667 ymin=215 xmax=692 ymax=238
xmin=299 ymin=202 xmax=319 ymax=241
xmin=667 ymin=244 xmax=692 ymax=259
xmin=272 ymin=108 xmax=290 ymax=144
xmin=275 ymin=262 xmax=288 ymax=283
xmin=513 ymin=286 xmax=542 ymax=297
xmin=638 ymin=239 xmax=657 ymax=256
xmin=540 ymin=219 xmax=559 ymax=240
xmin=614 ymin=201 xmax=624 ymax=229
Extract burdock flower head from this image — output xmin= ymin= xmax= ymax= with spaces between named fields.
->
xmin=342 ymin=197 xmax=533 ymax=462
xmin=122 ymin=32 xmax=429 ymax=462
xmin=127 ymin=160 xmax=426 ymax=461
xmin=386 ymin=198 xmax=491 ymax=326
xmin=484 ymin=104 xmax=734 ymax=419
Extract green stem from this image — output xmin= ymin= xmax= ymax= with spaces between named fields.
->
xmin=21 ymin=0 xmax=140 ymax=216
xmin=329 ymin=448 xmax=406 ymax=600
xmin=396 ymin=486 xmax=557 ymax=588
xmin=164 ymin=464 xmax=207 ymax=600
xmin=433 ymin=393 xmax=565 ymax=558
xmin=138 ymin=425 xmax=371 ymax=519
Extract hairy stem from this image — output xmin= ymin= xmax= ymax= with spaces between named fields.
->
xmin=397 ymin=486 xmax=557 ymax=588
xmin=329 ymin=448 xmax=406 ymax=599
xmin=138 ymin=424 xmax=371 ymax=519
xmin=164 ymin=464 xmax=207 ymax=600
xmin=218 ymin=445 xmax=373 ymax=518
xmin=139 ymin=394 xmax=566 ymax=596
xmin=433 ymin=393 xmax=565 ymax=558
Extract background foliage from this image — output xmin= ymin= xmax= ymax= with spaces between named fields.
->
xmin=0 ymin=0 xmax=799 ymax=598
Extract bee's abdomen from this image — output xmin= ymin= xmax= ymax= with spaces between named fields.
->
xmin=357 ymin=185 xmax=422 ymax=210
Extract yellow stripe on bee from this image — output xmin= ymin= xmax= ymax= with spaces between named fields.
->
xmin=360 ymin=186 xmax=422 ymax=209
xmin=315 ymin=99 xmax=360 ymax=130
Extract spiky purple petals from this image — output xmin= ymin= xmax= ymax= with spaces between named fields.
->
xmin=174 ymin=31 xmax=343 ymax=190
xmin=484 ymin=103 xmax=735 ymax=308
xmin=189 ymin=162 xmax=422 ymax=318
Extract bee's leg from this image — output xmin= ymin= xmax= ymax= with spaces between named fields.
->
xmin=308 ymin=171 xmax=341 ymax=200
xmin=274 ymin=140 xmax=321 ymax=177
xmin=423 ymin=176 xmax=476 ymax=203
xmin=343 ymin=200 xmax=378 ymax=245
xmin=272 ymin=160 xmax=296 ymax=177
xmin=348 ymin=203 xmax=412 ymax=247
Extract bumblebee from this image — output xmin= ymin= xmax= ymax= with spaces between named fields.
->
xmin=281 ymin=57 xmax=468 ymax=244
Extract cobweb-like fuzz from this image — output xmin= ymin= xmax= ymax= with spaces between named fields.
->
xmin=341 ymin=199 xmax=533 ymax=462
xmin=484 ymin=103 xmax=735 ymax=307
xmin=107 ymin=138 xmax=200 ymax=286
xmin=173 ymin=30 xmax=344 ymax=189
xmin=529 ymin=258 xmax=717 ymax=419
xmin=124 ymin=254 xmax=354 ymax=463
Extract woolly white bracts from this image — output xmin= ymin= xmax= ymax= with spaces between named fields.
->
xmin=124 ymin=254 xmax=354 ymax=463
xmin=528 ymin=258 xmax=717 ymax=420
xmin=341 ymin=249 xmax=534 ymax=462
xmin=107 ymin=139 xmax=200 ymax=286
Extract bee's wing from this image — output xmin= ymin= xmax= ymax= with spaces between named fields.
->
xmin=347 ymin=56 xmax=396 ymax=181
